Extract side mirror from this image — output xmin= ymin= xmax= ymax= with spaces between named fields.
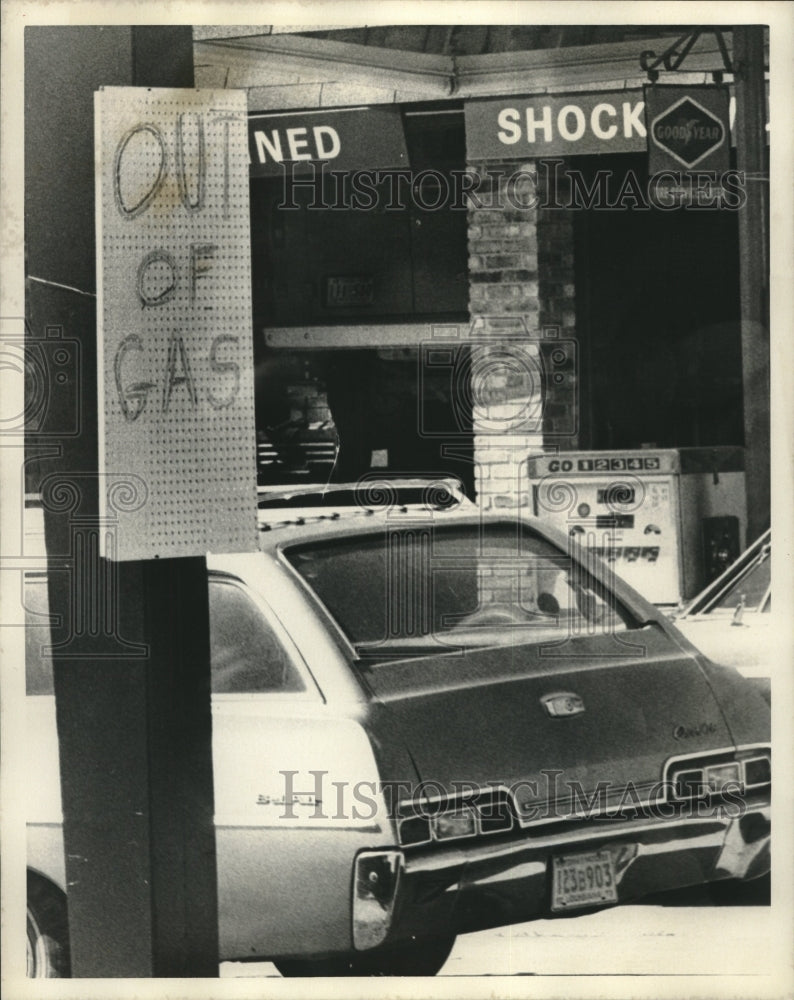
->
xmin=537 ymin=592 xmax=560 ymax=617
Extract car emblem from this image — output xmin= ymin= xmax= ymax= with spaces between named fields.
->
xmin=673 ymin=721 xmax=718 ymax=740
xmin=541 ymin=692 xmax=585 ymax=718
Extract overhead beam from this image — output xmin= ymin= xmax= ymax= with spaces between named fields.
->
xmin=455 ymin=32 xmax=742 ymax=94
xmin=264 ymin=323 xmax=449 ymax=350
xmin=194 ymin=30 xmax=768 ymax=104
xmin=195 ymin=34 xmax=454 ymax=95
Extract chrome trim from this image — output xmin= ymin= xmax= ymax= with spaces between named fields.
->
xmin=665 ymin=746 xmax=770 ymax=802
xmin=396 ymin=744 xmax=771 ymax=847
xmin=540 ymin=691 xmax=586 ymax=718
xmin=352 ymin=849 xmax=404 ymax=952
xmin=734 ymin=742 xmax=773 ymax=757
xmin=401 ymin=798 xmax=770 ymax=875
xmin=662 ymin=743 xmax=770 ymax=784
xmin=215 ymin=821 xmax=384 ymax=832
xmin=513 ymin=779 xmax=665 ymax=828
xmin=474 ymin=860 xmax=546 ymax=887
xmin=398 ymin=784 xmax=509 ymax=809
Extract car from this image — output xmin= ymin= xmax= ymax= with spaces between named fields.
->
xmin=256 ymin=475 xmax=474 ymax=526
xmin=672 ymin=529 xmax=772 ymax=686
xmin=26 ymin=511 xmax=771 ymax=976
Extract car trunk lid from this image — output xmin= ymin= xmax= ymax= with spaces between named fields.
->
xmin=361 ymin=624 xmax=737 ymax=821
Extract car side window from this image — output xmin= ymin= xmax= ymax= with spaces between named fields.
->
xmin=25 ymin=573 xmax=54 ymax=695
xmin=209 ymin=577 xmax=306 ymax=694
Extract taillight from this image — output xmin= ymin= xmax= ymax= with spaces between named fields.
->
xmin=673 ymin=768 xmax=704 ymax=799
xmin=431 ymin=809 xmax=477 ymax=841
xmin=703 ymin=761 xmax=741 ymax=793
xmin=478 ymin=798 xmax=514 ymax=835
xmin=744 ymin=755 xmax=771 ymax=788
xmin=669 ymin=752 xmax=770 ymax=800
xmin=398 ymin=815 xmax=431 ymax=846
xmin=397 ymin=791 xmax=515 ymax=846
xmin=671 ymin=763 xmax=741 ymax=799
xmin=352 ymin=851 xmax=402 ymax=951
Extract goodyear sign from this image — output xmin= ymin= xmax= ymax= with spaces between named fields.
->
xmin=645 ymin=85 xmax=730 ymax=173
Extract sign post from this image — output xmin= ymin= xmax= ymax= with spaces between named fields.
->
xmin=25 ymin=26 xmax=257 ymax=977
xmin=70 ymin=84 xmax=256 ymax=975
xmin=732 ymin=25 xmax=770 ymax=541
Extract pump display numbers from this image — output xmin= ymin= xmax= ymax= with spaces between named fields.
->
xmin=541 ymin=456 xmax=663 ymax=474
xmin=533 ymin=470 xmax=680 ymax=604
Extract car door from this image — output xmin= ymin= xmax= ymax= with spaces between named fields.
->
xmin=208 ymin=572 xmax=390 ymax=962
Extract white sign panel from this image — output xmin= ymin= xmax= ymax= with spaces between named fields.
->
xmin=95 ymin=87 xmax=258 ymax=561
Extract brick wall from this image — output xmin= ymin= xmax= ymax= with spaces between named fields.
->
xmin=467 ymin=159 xmax=578 ymax=513
xmin=537 ymin=164 xmax=577 ymax=443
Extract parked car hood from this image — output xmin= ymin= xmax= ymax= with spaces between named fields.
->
xmin=674 ymin=613 xmax=772 ymax=680
xmin=673 ymin=527 xmax=773 ymax=681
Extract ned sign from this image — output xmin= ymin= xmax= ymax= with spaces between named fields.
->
xmin=95 ymin=88 xmax=258 ymax=561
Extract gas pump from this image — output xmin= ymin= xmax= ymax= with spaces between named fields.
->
xmin=528 ymin=447 xmax=746 ymax=606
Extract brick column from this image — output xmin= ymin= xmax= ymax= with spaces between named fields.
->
xmin=466 ymin=159 xmax=578 ymax=512
xmin=538 ymin=181 xmax=578 ymax=445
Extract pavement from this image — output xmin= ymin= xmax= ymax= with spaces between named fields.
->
xmin=220 ymin=879 xmax=775 ymax=979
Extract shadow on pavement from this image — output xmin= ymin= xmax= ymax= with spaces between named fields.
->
xmin=643 ymin=874 xmax=770 ymax=907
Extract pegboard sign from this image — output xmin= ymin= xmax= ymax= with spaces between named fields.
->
xmin=95 ymin=87 xmax=258 ymax=561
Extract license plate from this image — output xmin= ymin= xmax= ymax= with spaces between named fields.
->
xmin=551 ymin=849 xmax=618 ymax=912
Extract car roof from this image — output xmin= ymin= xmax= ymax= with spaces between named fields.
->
xmin=257 ymin=476 xmax=467 ymax=504
xmin=254 ymin=506 xmax=484 ymax=552
xmin=256 ymin=476 xmax=473 ymax=525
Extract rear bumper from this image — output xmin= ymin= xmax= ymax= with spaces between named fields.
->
xmin=384 ymin=798 xmax=770 ymax=944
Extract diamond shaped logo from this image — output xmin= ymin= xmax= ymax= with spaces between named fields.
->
xmin=650 ymin=96 xmax=726 ymax=168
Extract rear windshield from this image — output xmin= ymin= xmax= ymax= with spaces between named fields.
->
xmin=284 ymin=523 xmax=636 ymax=658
